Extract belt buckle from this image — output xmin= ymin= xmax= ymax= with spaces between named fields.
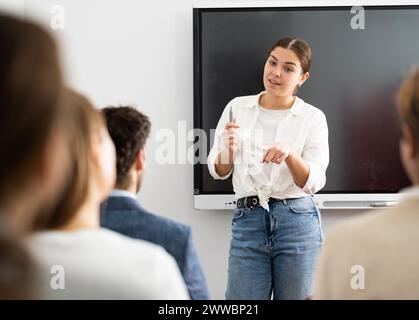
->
xmin=249 ymin=197 xmax=258 ymax=210
xmin=238 ymin=196 xmax=259 ymax=209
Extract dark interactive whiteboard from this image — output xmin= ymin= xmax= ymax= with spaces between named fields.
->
xmin=193 ymin=3 xmax=415 ymax=209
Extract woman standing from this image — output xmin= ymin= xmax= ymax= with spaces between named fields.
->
xmin=208 ymin=37 xmax=329 ymax=300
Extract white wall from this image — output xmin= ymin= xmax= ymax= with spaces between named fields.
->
xmin=1 ymin=0 xmax=376 ymax=299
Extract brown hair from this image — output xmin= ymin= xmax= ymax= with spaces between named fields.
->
xmin=269 ymin=37 xmax=312 ymax=74
xmin=0 ymin=14 xmax=65 ymax=205
xmin=101 ymin=106 xmax=151 ymax=189
xmin=397 ymin=68 xmax=419 ymax=141
xmin=0 ymin=14 xmax=65 ymax=299
xmin=0 ymin=216 xmax=33 ymax=299
xmin=33 ymin=89 xmax=105 ymax=230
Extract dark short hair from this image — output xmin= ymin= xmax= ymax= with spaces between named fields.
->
xmin=101 ymin=106 xmax=151 ymax=189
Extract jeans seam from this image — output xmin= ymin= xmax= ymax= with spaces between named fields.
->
xmin=315 ymin=209 xmax=324 ymax=242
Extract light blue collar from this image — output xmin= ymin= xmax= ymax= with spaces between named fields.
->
xmin=109 ymin=189 xmax=137 ymax=200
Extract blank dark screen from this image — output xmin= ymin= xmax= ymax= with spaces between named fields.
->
xmin=194 ymin=7 xmax=414 ymax=194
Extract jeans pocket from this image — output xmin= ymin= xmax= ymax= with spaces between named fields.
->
xmin=287 ymin=197 xmax=317 ymax=215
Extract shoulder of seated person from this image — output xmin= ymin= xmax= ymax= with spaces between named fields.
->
xmin=324 ymin=204 xmax=410 ymax=249
xmin=141 ymin=209 xmax=191 ymax=235
xmin=101 ymin=228 xmax=177 ymax=262
xmin=98 ymin=228 xmax=163 ymax=249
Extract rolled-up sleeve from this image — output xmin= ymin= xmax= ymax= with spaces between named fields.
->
xmin=207 ymin=100 xmax=235 ymax=180
xmin=301 ymin=111 xmax=329 ymax=194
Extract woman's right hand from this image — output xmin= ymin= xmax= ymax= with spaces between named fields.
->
xmin=215 ymin=122 xmax=241 ymax=175
xmin=222 ymin=122 xmax=240 ymax=156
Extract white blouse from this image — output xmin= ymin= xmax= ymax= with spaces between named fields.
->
xmin=207 ymin=91 xmax=329 ymax=210
xmin=29 ymin=228 xmax=189 ymax=299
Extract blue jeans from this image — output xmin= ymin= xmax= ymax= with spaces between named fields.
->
xmin=226 ymin=196 xmax=323 ymax=300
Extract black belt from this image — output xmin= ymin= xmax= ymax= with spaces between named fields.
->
xmin=236 ymin=196 xmax=283 ymax=209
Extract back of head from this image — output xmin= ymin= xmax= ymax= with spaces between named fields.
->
xmin=0 ymin=215 xmax=34 ymax=299
xmin=32 ymin=89 xmax=105 ymax=231
xmin=101 ymin=106 xmax=151 ymax=189
xmin=0 ymin=13 xmax=65 ymax=299
xmin=398 ymin=69 xmax=419 ymax=138
xmin=0 ymin=14 xmax=65 ymax=208
xmin=397 ymin=68 xmax=419 ymax=184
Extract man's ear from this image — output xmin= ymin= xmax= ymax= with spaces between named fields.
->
xmin=135 ymin=149 xmax=145 ymax=172
xmin=402 ymin=124 xmax=418 ymax=159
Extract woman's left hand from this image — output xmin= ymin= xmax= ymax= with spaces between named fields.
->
xmin=260 ymin=143 xmax=292 ymax=164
